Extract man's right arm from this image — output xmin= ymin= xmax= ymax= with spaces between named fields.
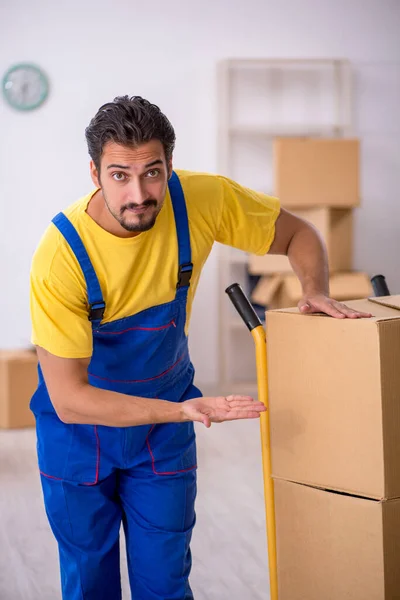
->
xmin=37 ymin=347 xmax=266 ymax=428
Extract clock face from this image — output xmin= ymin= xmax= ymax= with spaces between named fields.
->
xmin=2 ymin=63 xmax=49 ymax=111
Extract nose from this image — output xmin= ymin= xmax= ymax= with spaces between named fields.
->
xmin=127 ymin=178 xmax=149 ymax=205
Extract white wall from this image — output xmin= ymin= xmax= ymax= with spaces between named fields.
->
xmin=1 ymin=0 xmax=399 ymax=384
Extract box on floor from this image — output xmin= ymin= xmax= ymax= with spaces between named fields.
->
xmin=0 ymin=350 xmax=38 ymax=429
xmin=274 ymin=478 xmax=400 ymax=600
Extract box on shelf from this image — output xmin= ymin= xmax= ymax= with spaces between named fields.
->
xmin=274 ymin=478 xmax=400 ymax=600
xmin=251 ymin=272 xmax=373 ymax=310
xmin=267 ymin=295 xmax=400 ymax=499
xmin=0 ymin=350 xmax=38 ymax=429
xmin=248 ymin=206 xmax=353 ymax=274
xmin=274 ymin=137 xmax=360 ymax=207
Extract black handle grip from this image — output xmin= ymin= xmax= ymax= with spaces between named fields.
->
xmin=225 ymin=283 xmax=262 ymax=332
xmin=371 ymin=274 xmax=391 ymax=297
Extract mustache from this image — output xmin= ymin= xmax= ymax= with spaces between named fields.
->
xmin=121 ymin=200 xmax=157 ymax=213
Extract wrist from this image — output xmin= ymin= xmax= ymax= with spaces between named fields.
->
xmin=301 ymin=278 xmax=329 ymax=299
xmin=179 ymin=401 xmax=190 ymax=423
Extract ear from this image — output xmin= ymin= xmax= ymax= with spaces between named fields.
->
xmin=90 ymin=160 xmax=100 ymax=188
xmin=167 ymin=158 xmax=173 ymax=179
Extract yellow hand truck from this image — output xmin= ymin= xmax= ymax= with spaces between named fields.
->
xmin=225 ymin=282 xmax=278 ymax=600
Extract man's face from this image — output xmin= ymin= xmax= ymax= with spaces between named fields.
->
xmin=90 ymin=140 xmax=171 ymax=234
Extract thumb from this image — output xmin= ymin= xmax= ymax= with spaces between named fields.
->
xmin=192 ymin=410 xmax=211 ymax=428
xmin=202 ymin=415 xmax=211 ymax=428
xmin=299 ymin=300 xmax=312 ymax=313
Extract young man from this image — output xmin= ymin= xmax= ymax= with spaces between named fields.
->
xmin=30 ymin=95 xmax=371 ymax=600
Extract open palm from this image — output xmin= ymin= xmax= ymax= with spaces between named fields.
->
xmin=182 ymin=394 xmax=266 ymax=428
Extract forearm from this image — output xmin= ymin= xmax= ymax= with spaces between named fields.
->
xmin=287 ymin=223 xmax=329 ymax=296
xmin=60 ymin=383 xmax=185 ymax=427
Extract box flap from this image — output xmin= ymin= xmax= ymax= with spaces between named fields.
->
xmin=368 ymin=295 xmax=400 ymax=311
xmin=269 ymin=297 xmax=400 ymax=321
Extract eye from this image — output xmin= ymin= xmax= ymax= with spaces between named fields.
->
xmin=145 ymin=169 xmax=160 ymax=178
xmin=112 ymin=172 xmax=127 ymax=182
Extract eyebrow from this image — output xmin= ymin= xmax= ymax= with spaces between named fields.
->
xmin=106 ymin=159 xmax=164 ymax=170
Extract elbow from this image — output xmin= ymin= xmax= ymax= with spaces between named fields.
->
xmin=51 ymin=389 xmax=83 ymax=424
xmin=51 ymin=382 xmax=89 ymax=424
xmin=54 ymin=404 xmax=76 ymax=424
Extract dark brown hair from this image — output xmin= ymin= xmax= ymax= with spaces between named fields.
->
xmin=85 ymin=95 xmax=176 ymax=170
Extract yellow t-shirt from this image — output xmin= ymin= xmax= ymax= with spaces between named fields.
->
xmin=30 ymin=170 xmax=280 ymax=358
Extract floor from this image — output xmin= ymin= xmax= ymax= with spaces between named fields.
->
xmin=0 ymin=410 xmax=270 ymax=599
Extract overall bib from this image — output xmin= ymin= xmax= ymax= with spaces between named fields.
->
xmin=30 ymin=172 xmax=199 ymax=600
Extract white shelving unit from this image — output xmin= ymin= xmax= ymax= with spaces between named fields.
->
xmin=216 ymin=58 xmax=353 ymax=394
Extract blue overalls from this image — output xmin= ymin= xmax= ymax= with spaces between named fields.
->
xmin=30 ymin=172 xmax=200 ymax=600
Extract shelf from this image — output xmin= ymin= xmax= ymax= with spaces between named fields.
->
xmin=223 ymin=58 xmax=350 ymax=69
xmin=216 ymin=57 xmax=352 ymax=389
xmin=228 ymin=125 xmax=342 ymax=137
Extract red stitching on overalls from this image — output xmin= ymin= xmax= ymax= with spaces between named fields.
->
xmin=95 ymin=320 xmax=176 ymax=335
xmin=40 ymin=425 xmax=100 ymax=486
xmin=145 ymin=425 xmax=197 ymax=476
xmin=88 ymin=355 xmax=183 ymax=384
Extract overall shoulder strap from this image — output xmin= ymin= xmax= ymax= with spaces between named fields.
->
xmin=168 ymin=172 xmax=193 ymax=290
xmin=52 ymin=212 xmax=105 ymax=325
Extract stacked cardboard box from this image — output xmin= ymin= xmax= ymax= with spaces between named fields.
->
xmin=0 ymin=350 xmax=38 ymax=428
xmin=249 ymin=138 xmax=373 ymax=309
xmin=267 ymin=295 xmax=400 ymax=599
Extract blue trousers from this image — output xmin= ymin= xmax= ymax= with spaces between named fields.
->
xmin=41 ymin=466 xmax=196 ymax=599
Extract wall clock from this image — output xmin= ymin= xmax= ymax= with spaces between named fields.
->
xmin=2 ymin=63 xmax=49 ymax=111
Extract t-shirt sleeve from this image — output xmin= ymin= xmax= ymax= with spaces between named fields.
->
xmin=215 ymin=175 xmax=280 ymax=255
xmin=30 ymin=233 xmax=93 ymax=359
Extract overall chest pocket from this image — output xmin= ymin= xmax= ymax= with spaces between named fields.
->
xmin=89 ymin=314 xmax=183 ymax=386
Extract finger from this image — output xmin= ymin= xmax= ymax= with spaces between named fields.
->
xmin=331 ymin=302 xmax=373 ymax=319
xmin=222 ymin=410 xmax=265 ymax=421
xmin=226 ymin=395 xmax=254 ymax=402
xmin=227 ymin=399 xmax=265 ymax=410
xmin=313 ymin=303 xmax=346 ymax=318
xmin=338 ymin=308 xmax=373 ymax=319
xmin=299 ymin=302 xmax=333 ymax=316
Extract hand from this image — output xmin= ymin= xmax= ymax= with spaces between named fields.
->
xmin=181 ymin=395 xmax=266 ymax=428
xmin=298 ymin=294 xmax=372 ymax=319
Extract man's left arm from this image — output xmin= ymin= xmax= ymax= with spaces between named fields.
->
xmin=268 ymin=208 xmax=372 ymax=319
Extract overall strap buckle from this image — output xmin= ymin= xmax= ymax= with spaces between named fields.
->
xmin=177 ymin=263 xmax=193 ymax=289
xmin=89 ymin=301 xmax=106 ymax=322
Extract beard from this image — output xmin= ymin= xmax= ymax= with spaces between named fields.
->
xmin=103 ymin=193 xmax=160 ymax=233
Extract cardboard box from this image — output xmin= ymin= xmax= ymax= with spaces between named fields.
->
xmin=274 ymin=479 xmax=400 ymax=600
xmin=267 ymin=295 xmax=400 ymax=499
xmin=248 ymin=207 xmax=353 ymax=274
xmin=252 ymin=272 xmax=373 ymax=310
xmin=274 ymin=138 xmax=360 ymax=207
xmin=0 ymin=350 xmax=38 ymax=429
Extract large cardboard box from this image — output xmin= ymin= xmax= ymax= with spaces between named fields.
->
xmin=248 ymin=207 xmax=353 ymax=274
xmin=274 ymin=479 xmax=400 ymax=600
xmin=252 ymin=272 xmax=373 ymax=310
xmin=0 ymin=350 xmax=38 ymax=429
xmin=274 ymin=138 xmax=360 ymax=207
xmin=267 ymin=295 xmax=400 ymax=499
